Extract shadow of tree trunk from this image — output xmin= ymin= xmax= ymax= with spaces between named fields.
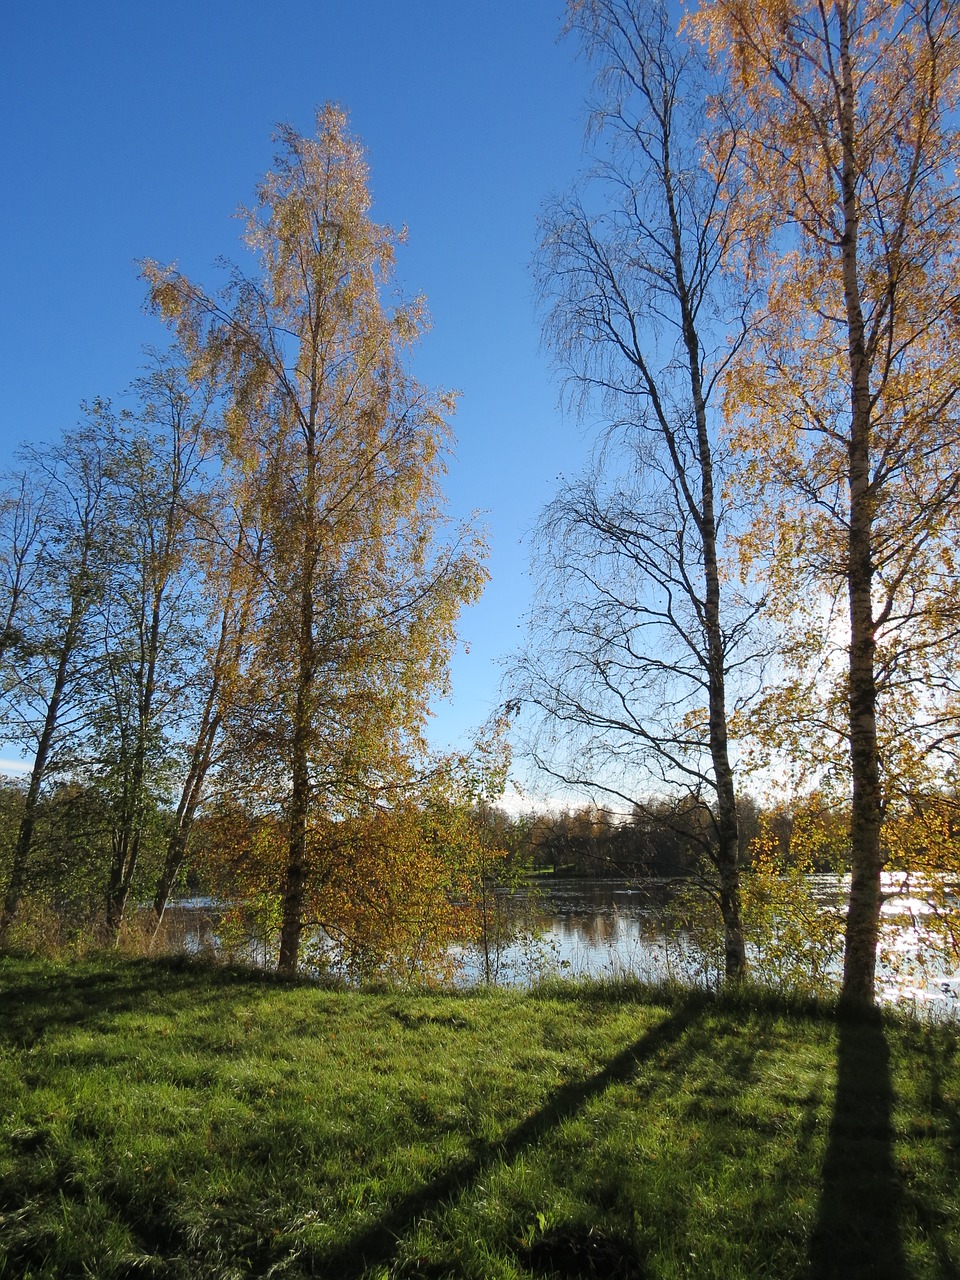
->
xmin=807 ymin=1010 xmax=905 ymax=1279
xmin=313 ymin=998 xmax=703 ymax=1278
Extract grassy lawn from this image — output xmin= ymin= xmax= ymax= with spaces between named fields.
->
xmin=0 ymin=955 xmax=958 ymax=1278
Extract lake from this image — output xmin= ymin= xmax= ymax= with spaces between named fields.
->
xmin=160 ymin=873 xmax=960 ymax=1015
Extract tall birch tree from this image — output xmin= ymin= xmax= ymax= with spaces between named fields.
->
xmin=693 ymin=0 xmax=960 ymax=1002
xmin=144 ymin=106 xmax=486 ymax=973
xmin=519 ymin=0 xmax=760 ymax=979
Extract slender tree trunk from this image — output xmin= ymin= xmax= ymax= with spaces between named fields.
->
xmin=1 ymin=755 xmax=52 ymax=941
xmin=838 ymin=0 xmax=883 ymax=1005
xmin=668 ymin=139 xmax=746 ymax=981
xmin=154 ymin=829 xmax=189 ymax=926
xmin=154 ymin=526 xmax=257 ymax=927
xmin=152 ymin=711 xmax=220 ymax=926
xmin=278 ymin=415 xmax=319 ymax=976
xmin=104 ymin=827 xmax=131 ymax=936
xmin=104 ymin=751 xmax=146 ymax=938
xmin=105 ymin=588 xmax=165 ymax=939
xmin=107 ymin=828 xmax=147 ymax=939
xmin=153 ymin=630 xmax=227 ymax=925
xmin=278 ymin=697 xmax=310 ymax=973
xmin=695 ymin=388 xmax=746 ymax=983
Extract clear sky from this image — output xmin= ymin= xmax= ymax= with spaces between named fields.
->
xmin=1 ymin=2 xmax=599 ymax=789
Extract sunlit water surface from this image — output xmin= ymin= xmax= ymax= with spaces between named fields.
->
xmin=162 ymin=873 xmax=960 ymax=1016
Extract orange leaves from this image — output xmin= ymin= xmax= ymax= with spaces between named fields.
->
xmin=701 ymin=0 xmax=960 ymax=763
xmin=740 ymin=810 xmax=846 ymax=995
xmin=141 ymin=106 xmax=489 ymax=971
xmin=199 ymin=797 xmax=511 ymax=984
xmin=694 ymin=0 xmax=960 ymax=998
xmin=304 ymin=803 xmax=488 ymax=983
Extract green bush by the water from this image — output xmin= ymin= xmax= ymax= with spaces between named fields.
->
xmin=1 ymin=955 xmax=957 ymax=1278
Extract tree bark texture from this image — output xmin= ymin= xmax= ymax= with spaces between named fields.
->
xmin=838 ymin=0 xmax=883 ymax=1005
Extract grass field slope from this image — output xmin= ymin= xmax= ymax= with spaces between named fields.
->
xmin=1 ymin=955 xmax=958 ymax=1278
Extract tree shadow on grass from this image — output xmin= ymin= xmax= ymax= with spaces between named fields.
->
xmin=0 ymin=955 xmax=305 ymax=1046
xmin=807 ymin=1010 xmax=906 ymax=1280
xmin=312 ymin=996 xmax=705 ymax=1279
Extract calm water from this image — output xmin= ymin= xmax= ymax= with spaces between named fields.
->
xmin=162 ymin=874 xmax=960 ymax=1014
xmin=453 ymin=875 xmax=960 ymax=1014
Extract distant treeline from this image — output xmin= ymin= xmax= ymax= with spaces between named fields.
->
xmin=469 ymin=797 xmax=846 ymax=881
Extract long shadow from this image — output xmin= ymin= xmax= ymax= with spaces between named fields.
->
xmin=0 ymin=955 xmax=300 ymax=1046
xmin=807 ymin=1010 xmax=906 ymax=1280
xmin=312 ymin=997 xmax=704 ymax=1279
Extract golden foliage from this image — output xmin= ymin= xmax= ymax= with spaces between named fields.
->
xmin=141 ymin=106 xmax=488 ymax=971
xmin=741 ymin=815 xmax=845 ymax=996
xmin=692 ymin=0 xmax=960 ymax=798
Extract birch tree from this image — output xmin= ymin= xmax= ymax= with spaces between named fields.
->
xmin=150 ymin=509 xmax=262 ymax=927
xmin=144 ymin=106 xmax=486 ymax=973
xmin=693 ymin=0 xmax=960 ymax=1002
xmin=88 ymin=363 xmax=216 ymax=936
xmin=519 ymin=0 xmax=760 ymax=980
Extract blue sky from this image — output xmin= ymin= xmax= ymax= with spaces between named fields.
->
xmin=1 ymin=2 xmax=598 ymax=787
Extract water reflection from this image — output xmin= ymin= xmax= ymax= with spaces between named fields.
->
xmin=158 ymin=875 xmax=960 ymax=1013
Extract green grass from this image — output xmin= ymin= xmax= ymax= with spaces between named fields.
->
xmin=1 ymin=956 xmax=958 ymax=1278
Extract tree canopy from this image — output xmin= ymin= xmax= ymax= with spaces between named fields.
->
xmin=0 ymin=107 xmax=493 ymax=976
